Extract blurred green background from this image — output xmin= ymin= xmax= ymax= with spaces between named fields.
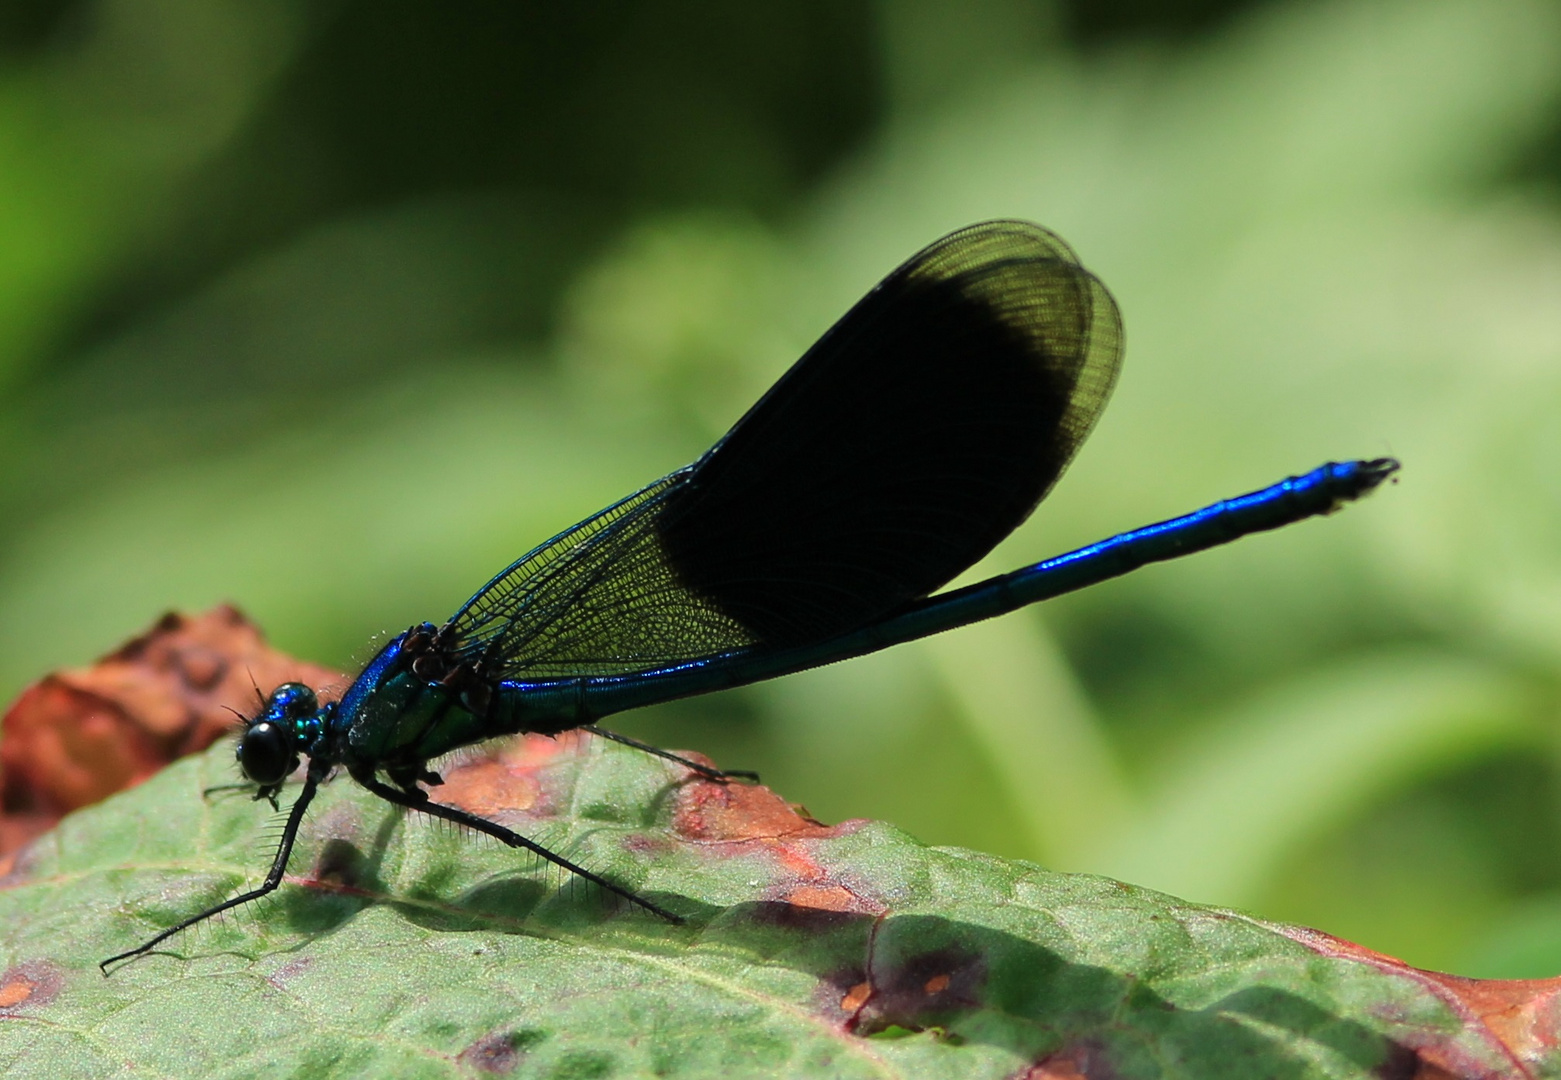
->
xmin=3 ymin=0 xmax=1561 ymax=979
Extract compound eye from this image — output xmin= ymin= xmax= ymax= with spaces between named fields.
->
xmin=266 ymin=682 xmax=319 ymax=721
xmin=237 ymin=721 xmax=295 ymax=786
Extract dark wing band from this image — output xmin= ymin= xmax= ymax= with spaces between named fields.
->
xmin=445 ymin=220 xmax=1122 ymax=677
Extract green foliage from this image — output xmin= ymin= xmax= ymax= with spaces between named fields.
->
xmin=1 ymin=0 xmax=1560 ymax=986
xmin=0 ymin=740 xmax=1530 ymax=1079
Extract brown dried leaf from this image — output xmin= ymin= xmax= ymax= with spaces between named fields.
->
xmin=0 ymin=605 xmax=344 ymax=862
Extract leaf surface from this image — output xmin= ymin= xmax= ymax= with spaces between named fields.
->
xmin=1 ymin=729 xmax=1556 ymax=1079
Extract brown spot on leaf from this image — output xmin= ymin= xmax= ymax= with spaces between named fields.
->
xmin=1412 ymin=975 xmax=1561 ymax=1066
xmin=672 ymin=773 xmax=834 ymax=844
xmin=763 ymin=854 xmax=882 ymax=921
xmin=0 ymin=606 xmax=344 ymax=860
xmin=0 ymin=976 xmax=31 ymax=1008
xmin=1022 ymin=1041 xmax=1112 ymax=1079
xmin=0 ymin=961 xmax=62 ymax=1015
xmin=439 ymin=752 xmax=542 ymax=817
xmin=847 ymin=945 xmax=985 ymax=1042
xmin=621 ymin=834 xmax=673 ymax=857
xmin=437 ymin=732 xmax=596 ymax=820
xmin=457 ymin=1030 xmax=541 ymax=1074
xmin=1275 ymin=923 xmax=1560 ymax=1077
xmin=650 ymin=751 xmax=886 ymax=921
xmin=267 ymin=957 xmax=314 ymax=989
xmin=784 ymin=884 xmax=870 ymax=913
xmin=841 ymin=981 xmax=872 ymax=1012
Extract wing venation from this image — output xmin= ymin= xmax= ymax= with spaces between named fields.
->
xmin=445 ymin=220 xmax=1123 ymax=677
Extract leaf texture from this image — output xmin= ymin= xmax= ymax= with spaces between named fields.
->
xmin=0 ymin=730 xmax=1554 ymax=1079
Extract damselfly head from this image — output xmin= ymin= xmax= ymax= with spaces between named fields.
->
xmin=236 ymin=682 xmax=319 ymax=786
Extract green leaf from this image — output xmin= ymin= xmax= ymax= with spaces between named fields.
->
xmin=0 ymin=734 xmax=1546 ymax=1078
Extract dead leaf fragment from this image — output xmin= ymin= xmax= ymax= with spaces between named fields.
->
xmin=0 ymin=605 xmax=344 ymax=859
